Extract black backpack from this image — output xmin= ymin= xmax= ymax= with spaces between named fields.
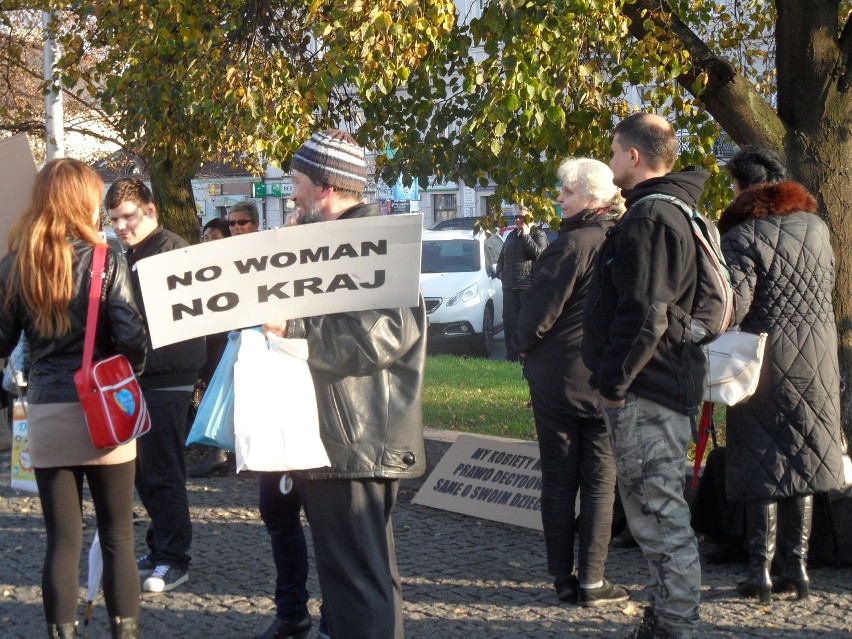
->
xmin=632 ymin=194 xmax=734 ymax=345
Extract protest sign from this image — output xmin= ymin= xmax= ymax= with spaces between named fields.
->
xmin=0 ymin=135 xmax=38 ymax=253
xmin=136 ymin=214 xmax=423 ymax=348
xmin=412 ymin=434 xmax=543 ymax=531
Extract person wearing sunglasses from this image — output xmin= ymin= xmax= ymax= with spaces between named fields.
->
xmin=227 ymin=200 xmax=260 ymax=235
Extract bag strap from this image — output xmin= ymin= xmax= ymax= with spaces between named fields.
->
xmin=81 ymin=245 xmax=108 ymax=374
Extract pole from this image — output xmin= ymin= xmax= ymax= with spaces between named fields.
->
xmin=43 ymin=11 xmax=65 ymax=160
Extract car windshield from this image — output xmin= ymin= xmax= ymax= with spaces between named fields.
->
xmin=421 ymin=239 xmax=481 ymax=273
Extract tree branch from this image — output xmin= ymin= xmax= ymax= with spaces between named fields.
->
xmin=621 ymin=0 xmax=787 ymax=151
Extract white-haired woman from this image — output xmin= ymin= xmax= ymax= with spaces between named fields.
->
xmin=517 ymin=158 xmax=628 ymax=606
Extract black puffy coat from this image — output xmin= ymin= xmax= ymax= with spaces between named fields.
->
xmin=0 ymin=241 xmax=147 ymax=404
xmin=496 ymin=227 xmax=547 ymax=290
xmin=517 ymin=211 xmax=615 ymax=418
xmin=719 ymin=182 xmax=844 ymax=501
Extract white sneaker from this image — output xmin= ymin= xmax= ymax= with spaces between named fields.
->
xmin=142 ymin=564 xmax=188 ymax=592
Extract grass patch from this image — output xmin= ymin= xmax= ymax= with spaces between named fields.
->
xmin=423 ymin=353 xmax=726 ymax=464
xmin=423 ymin=354 xmax=536 ymax=440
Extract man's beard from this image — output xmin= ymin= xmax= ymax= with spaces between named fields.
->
xmin=296 ymin=207 xmax=323 ymax=225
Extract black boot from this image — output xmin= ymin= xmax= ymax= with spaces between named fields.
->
xmin=737 ymin=499 xmax=777 ymax=603
xmin=47 ymin=622 xmax=77 ymax=638
xmin=773 ymin=495 xmax=812 ymax=599
xmin=189 ymin=446 xmax=229 ymax=478
xmin=109 ymin=617 xmax=139 ymax=639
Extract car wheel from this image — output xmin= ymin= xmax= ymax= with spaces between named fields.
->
xmin=472 ymin=305 xmax=494 ymax=357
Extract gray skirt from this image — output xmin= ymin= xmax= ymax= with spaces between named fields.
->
xmin=27 ymin=401 xmax=136 ymax=468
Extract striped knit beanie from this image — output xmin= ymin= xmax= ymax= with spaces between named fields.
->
xmin=291 ymin=129 xmax=368 ymax=193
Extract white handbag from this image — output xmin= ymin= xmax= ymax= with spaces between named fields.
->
xmin=702 ymin=329 xmax=767 ymax=406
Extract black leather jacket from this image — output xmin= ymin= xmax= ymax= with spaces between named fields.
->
xmin=0 ymin=241 xmax=147 ymax=404
xmin=288 ymin=203 xmax=427 ymax=480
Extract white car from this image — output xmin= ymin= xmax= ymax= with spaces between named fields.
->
xmin=420 ymin=230 xmax=504 ymax=356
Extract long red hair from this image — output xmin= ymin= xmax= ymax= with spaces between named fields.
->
xmin=6 ymin=158 xmax=105 ymax=338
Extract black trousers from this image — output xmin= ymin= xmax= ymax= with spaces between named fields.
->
xmin=135 ymin=389 xmax=193 ymax=567
xmin=35 ymin=461 xmax=139 ymax=623
xmin=302 ymin=478 xmax=402 ymax=639
xmin=502 ymin=288 xmax=525 ymax=361
xmin=530 ymin=394 xmax=617 ymax=585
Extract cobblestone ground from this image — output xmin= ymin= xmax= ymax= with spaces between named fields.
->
xmin=2 ymin=445 xmax=850 ymax=639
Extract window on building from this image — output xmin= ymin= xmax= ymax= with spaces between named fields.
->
xmin=433 ymin=194 xmax=458 ymax=223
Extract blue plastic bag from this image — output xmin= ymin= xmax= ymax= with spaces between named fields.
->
xmin=186 ymin=331 xmax=242 ymax=451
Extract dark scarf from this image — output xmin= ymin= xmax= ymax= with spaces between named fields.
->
xmin=718 ymin=181 xmax=818 ymax=235
xmin=558 ymin=207 xmax=611 ymax=235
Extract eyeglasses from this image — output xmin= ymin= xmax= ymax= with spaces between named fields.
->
xmin=228 ymin=219 xmax=253 ymax=227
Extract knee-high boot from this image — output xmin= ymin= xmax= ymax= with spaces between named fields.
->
xmin=773 ymin=495 xmax=812 ymax=599
xmin=46 ymin=622 xmax=77 ymax=638
xmin=737 ymin=499 xmax=777 ymax=603
xmin=109 ymin=617 xmax=139 ymax=639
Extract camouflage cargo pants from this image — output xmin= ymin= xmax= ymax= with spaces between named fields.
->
xmin=602 ymin=393 xmax=700 ymax=639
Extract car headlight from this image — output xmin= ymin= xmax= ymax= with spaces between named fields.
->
xmin=447 ymin=282 xmax=479 ymax=307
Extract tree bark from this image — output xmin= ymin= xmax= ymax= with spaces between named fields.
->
xmin=148 ymin=155 xmax=200 ymax=245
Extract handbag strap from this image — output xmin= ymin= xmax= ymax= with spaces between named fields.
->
xmin=81 ymin=245 xmax=108 ymax=374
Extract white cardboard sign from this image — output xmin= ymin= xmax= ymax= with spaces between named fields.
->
xmin=136 ymin=214 xmax=423 ymax=348
xmin=0 ymin=135 xmax=38 ymax=254
xmin=412 ymin=434 xmax=543 ymax=531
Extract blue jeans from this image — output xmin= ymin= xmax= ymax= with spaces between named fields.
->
xmin=257 ymin=472 xmax=309 ymax=622
xmin=602 ymin=393 xmax=700 ymax=638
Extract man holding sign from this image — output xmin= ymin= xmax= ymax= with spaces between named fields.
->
xmin=106 ymin=179 xmax=206 ymax=594
xmin=263 ymin=129 xmax=427 ymax=639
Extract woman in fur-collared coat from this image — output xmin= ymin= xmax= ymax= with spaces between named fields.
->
xmin=719 ymin=179 xmax=845 ymax=603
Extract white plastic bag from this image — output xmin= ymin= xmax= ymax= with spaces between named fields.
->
xmin=702 ymin=329 xmax=767 ymax=406
xmin=233 ymin=330 xmax=330 ymax=472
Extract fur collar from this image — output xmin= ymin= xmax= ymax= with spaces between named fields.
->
xmin=718 ymin=181 xmax=818 ymax=235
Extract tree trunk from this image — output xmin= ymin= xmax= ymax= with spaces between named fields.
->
xmin=148 ymin=156 xmax=200 ymax=245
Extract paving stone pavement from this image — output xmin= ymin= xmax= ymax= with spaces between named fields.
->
xmin=1 ymin=434 xmax=850 ymax=639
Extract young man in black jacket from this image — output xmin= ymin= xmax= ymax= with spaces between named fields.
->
xmin=582 ymin=113 xmax=707 ymax=639
xmin=106 ymin=179 xmax=206 ymax=593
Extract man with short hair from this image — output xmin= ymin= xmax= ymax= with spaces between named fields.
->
xmin=263 ymin=129 xmax=426 ymax=639
xmin=582 ymin=113 xmax=708 ymax=639
xmin=228 ymin=200 xmax=260 ymax=234
xmin=105 ymin=178 xmax=206 ymax=593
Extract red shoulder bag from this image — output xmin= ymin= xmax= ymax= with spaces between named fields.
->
xmin=74 ymin=245 xmax=150 ymax=448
